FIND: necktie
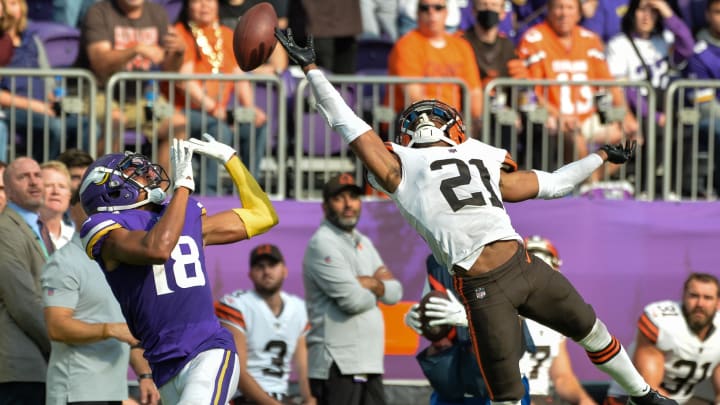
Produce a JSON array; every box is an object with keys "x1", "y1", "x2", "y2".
[{"x1": 37, "y1": 219, "x2": 55, "y2": 256}]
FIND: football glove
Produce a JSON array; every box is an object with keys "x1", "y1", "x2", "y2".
[
  {"x1": 170, "y1": 138, "x2": 195, "y2": 192},
  {"x1": 274, "y1": 27, "x2": 316, "y2": 68},
  {"x1": 186, "y1": 133, "x2": 236, "y2": 163},
  {"x1": 403, "y1": 303, "x2": 423, "y2": 335},
  {"x1": 425, "y1": 290, "x2": 468, "y2": 327},
  {"x1": 600, "y1": 139, "x2": 637, "y2": 164}
]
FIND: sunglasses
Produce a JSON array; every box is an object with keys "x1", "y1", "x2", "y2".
[{"x1": 419, "y1": 3, "x2": 446, "y2": 12}]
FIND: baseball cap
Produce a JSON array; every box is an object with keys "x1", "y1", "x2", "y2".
[
  {"x1": 322, "y1": 173, "x2": 363, "y2": 201},
  {"x1": 249, "y1": 244, "x2": 284, "y2": 267}
]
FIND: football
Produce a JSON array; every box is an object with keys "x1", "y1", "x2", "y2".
[
  {"x1": 419, "y1": 290, "x2": 453, "y2": 341},
  {"x1": 232, "y1": 2, "x2": 278, "y2": 71}
]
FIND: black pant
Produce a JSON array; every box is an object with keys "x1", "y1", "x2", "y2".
[
  {"x1": 0, "y1": 382, "x2": 45, "y2": 405},
  {"x1": 310, "y1": 362, "x2": 386, "y2": 405},
  {"x1": 453, "y1": 243, "x2": 596, "y2": 401}
]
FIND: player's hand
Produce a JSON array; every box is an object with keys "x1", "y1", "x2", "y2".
[
  {"x1": 186, "y1": 133, "x2": 236, "y2": 163},
  {"x1": 403, "y1": 303, "x2": 423, "y2": 335},
  {"x1": 599, "y1": 139, "x2": 637, "y2": 164},
  {"x1": 106, "y1": 323, "x2": 139, "y2": 346},
  {"x1": 274, "y1": 28, "x2": 315, "y2": 68},
  {"x1": 138, "y1": 377, "x2": 160, "y2": 405},
  {"x1": 425, "y1": 290, "x2": 468, "y2": 327},
  {"x1": 170, "y1": 138, "x2": 195, "y2": 192}
]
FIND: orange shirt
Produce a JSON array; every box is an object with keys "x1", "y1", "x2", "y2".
[
  {"x1": 517, "y1": 22, "x2": 613, "y2": 121},
  {"x1": 172, "y1": 22, "x2": 237, "y2": 109},
  {"x1": 388, "y1": 30, "x2": 481, "y2": 113}
]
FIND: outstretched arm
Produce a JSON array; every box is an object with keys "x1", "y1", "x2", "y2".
[
  {"x1": 275, "y1": 28, "x2": 403, "y2": 193},
  {"x1": 188, "y1": 134, "x2": 278, "y2": 245},
  {"x1": 500, "y1": 142, "x2": 636, "y2": 202}
]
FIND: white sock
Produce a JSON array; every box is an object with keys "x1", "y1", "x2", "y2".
[{"x1": 577, "y1": 319, "x2": 650, "y2": 397}]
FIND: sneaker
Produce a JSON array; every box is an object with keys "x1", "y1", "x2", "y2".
[{"x1": 628, "y1": 389, "x2": 678, "y2": 405}]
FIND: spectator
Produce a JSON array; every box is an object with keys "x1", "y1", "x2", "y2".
[
  {"x1": 685, "y1": 0, "x2": 720, "y2": 194},
  {"x1": 398, "y1": 0, "x2": 464, "y2": 36},
  {"x1": 77, "y1": 0, "x2": 187, "y2": 172},
  {"x1": 302, "y1": 0, "x2": 362, "y2": 73},
  {"x1": 272, "y1": 29, "x2": 670, "y2": 405},
  {"x1": 0, "y1": 160, "x2": 6, "y2": 211},
  {"x1": 360, "y1": 0, "x2": 399, "y2": 40},
  {"x1": 218, "y1": 0, "x2": 289, "y2": 75},
  {"x1": 302, "y1": 173, "x2": 403, "y2": 405},
  {"x1": 215, "y1": 244, "x2": 316, "y2": 405},
  {"x1": 405, "y1": 254, "x2": 533, "y2": 405},
  {"x1": 0, "y1": 0, "x2": 13, "y2": 65},
  {"x1": 388, "y1": 0, "x2": 483, "y2": 130},
  {"x1": 39, "y1": 161, "x2": 73, "y2": 250},
  {"x1": 517, "y1": 0, "x2": 638, "y2": 169},
  {"x1": 0, "y1": 156, "x2": 51, "y2": 404},
  {"x1": 79, "y1": 135, "x2": 278, "y2": 403},
  {"x1": 56, "y1": 148, "x2": 94, "y2": 193},
  {"x1": 580, "y1": 0, "x2": 628, "y2": 43},
  {"x1": 606, "y1": 0, "x2": 694, "y2": 129},
  {"x1": 604, "y1": 273, "x2": 720, "y2": 405},
  {"x1": 53, "y1": 0, "x2": 98, "y2": 27},
  {"x1": 173, "y1": 0, "x2": 269, "y2": 191},
  {"x1": 41, "y1": 188, "x2": 160, "y2": 405},
  {"x1": 0, "y1": 0, "x2": 96, "y2": 163},
  {"x1": 521, "y1": 236, "x2": 597, "y2": 405}
]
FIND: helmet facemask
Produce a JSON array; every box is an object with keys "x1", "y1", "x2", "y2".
[{"x1": 396, "y1": 100, "x2": 467, "y2": 147}]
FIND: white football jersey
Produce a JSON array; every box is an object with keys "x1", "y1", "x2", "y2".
[
  {"x1": 217, "y1": 290, "x2": 309, "y2": 396},
  {"x1": 607, "y1": 300, "x2": 720, "y2": 404},
  {"x1": 369, "y1": 139, "x2": 522, "y2": 273},
  {"x1": 519, "y1": 319, "x2": 565, "y2": 396}
]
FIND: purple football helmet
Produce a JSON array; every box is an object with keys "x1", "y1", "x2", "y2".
[{"x1": 79, "y1": 152, "x2": 170, "y2": 213}]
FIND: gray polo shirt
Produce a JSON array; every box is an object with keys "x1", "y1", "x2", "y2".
[
  {"x1": 302, "y1": 220, "x2": 402, "y2": 379},
  {"x1": 41, "y1": 234, "x2": 130, "y2": 404}
]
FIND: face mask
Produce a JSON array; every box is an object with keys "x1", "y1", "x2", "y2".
[{"x1": 476, "y1": 9, "x2": 500, "y2": 30}]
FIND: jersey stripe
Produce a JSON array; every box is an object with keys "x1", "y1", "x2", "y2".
[
  {"x1": 502, "y1": 153, "x2": 518, "y2": 172},
  {"x1": 83, "y1": 220, "x2": 122, "y2": 259},
  {"x1": 214, "y1": 301, "x2": 246, "y2": 329},
  {"x1": 587, "y1": 336, "x2": 621, "y2": 364},
  {"x1": 637, "y1": 313, "x2": 659, "y2": 344},
  {"x1": 212, "y1": 349, "x2": 233, "y2": 405}
]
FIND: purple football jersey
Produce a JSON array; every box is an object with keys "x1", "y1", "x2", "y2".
[{"x1": 80, "y1": 198, "x2": 234, "y2": 387}]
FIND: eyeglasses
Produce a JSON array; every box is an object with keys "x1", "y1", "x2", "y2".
[{"x1": 418, "y1": 3, "x2": 446, "y2": 12}]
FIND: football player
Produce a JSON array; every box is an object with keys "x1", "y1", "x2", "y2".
[
  {"x1": 78, "y1": 135, "x2": 278, "y2": 404},
  {"x1": 604, "y1": 273, "x2": 720, "y2": 405},
  {"x1": 274, "y1": 26, "x2": 675, "y2": 405},
  {"x1": 521, "y1": 236, "x2": 597, "y2": 405},
  {"x1": 215, "y1": 244, "x2": 315, "y2": 405}
]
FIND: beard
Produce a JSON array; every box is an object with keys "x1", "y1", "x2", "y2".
[
  {"x1": 255, "y1": 281, "x2": 283, "y2": 297},
  {"x1": 327, "y1": 211, "x2": 359, "y2": 232},
  {"x1": 682, "y1": 304, "x2": 716, "y2": 333}
]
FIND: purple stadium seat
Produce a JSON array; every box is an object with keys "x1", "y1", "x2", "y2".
[
  {"x1": 356, "y1": 38, "x2": 395, "y2": 72},
  {"x1": 27, "y1": 21, "x2": 81, "y2": 68},
  {"x1": 151, "y1": 0, "x2": 182, "y2": 22}
]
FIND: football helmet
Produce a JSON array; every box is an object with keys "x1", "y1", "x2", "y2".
[
  {"x1": 525, "y1": 235, "x2": 562, "y2": 270},
  {"x1": 79, "y1": 152, "x2": 170, "y2": 213},
  {"x1": 396, "y1": 100, "x2": 467, "y2": 147}
]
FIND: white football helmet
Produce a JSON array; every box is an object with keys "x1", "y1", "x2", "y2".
[{"x1": 396, "y1": 100, "x2": 467, "y2": 147}]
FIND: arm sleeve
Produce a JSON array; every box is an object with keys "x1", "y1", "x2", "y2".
[
  {"x1": 226, "y1": 156, "x2": 279, "y2": 238},
  {"x1": 664, "y1": 15, "x2": 695, "y2": 62}
]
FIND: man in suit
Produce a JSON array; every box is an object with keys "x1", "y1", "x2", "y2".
[{"x1": 0, "y1": 156, "x2": 52, "y2": 404}]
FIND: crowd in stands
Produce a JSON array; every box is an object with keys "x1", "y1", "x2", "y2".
[{"x1": 0, "y1": 0, "x2": 718, "y2": 198}]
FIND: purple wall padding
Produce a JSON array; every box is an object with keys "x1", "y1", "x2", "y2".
[{"x1": 199, "y1": 197, "x2": 720, "y2": 381}]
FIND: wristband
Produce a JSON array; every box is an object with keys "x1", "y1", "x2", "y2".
[{"x1": 137, "y1": 373, "x2": 153, "y2": 382}]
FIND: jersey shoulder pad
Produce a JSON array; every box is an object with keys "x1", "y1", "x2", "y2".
[{"x1": 502, "y1": 152, "x2": 518, "y2": 172}]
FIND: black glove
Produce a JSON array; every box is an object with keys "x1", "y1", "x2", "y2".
[
  {"x1": 274, "y1": 28, "x2": 316, "y2": 68},
  {"x1": 600, "y1": 140, "x2": 637, "y2": 164}
]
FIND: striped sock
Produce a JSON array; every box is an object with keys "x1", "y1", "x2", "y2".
[{"x1": 578, "y1": 319, "x2": 649, "y2": 397}]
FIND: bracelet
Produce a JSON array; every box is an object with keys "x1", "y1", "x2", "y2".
[{"x1": 137, "y1": 373, "x2": 153, "y2": 382}]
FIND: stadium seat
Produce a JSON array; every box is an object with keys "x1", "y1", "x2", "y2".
[
  {"x1": 26, "y1": 21, "x2": 81, "y2": 68},
  {"x1": 356, "y1": 37, "x2": 395, "y2": 72},
  {"x1": 151, "y1": 0, "x2": 182, "y2": 23}
]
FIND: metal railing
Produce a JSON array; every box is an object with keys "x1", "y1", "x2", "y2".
[{"x1": 483, "y1": 78, "x2": 658, "y2": 199}]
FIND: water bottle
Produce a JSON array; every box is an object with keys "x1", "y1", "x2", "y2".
[
  {"x1": 144, "y1": 80, "x2": 157, "y2": 121},
  {"x1": 52, "y1": 76, "x2": 64, "y2": 116}
]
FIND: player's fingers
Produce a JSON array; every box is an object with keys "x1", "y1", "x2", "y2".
[
  {"x1": 201, "y1": 132, "x2": 217, "y2": 143},
  {"x1": 424, "y1": 310, "x2": 447, "y2": 318},
  {"x1": 427, "y1": 297, "x2": 450, "y2": 305},
  {"x1": 286, "y1": 27, "x2": 294, "y2": 43},
  {"x1": 307, "y1": 34, "x2": 314, "y2": 50},
  {"x1": 427, "y1": 318, "x2": 450, "y2": 326}
]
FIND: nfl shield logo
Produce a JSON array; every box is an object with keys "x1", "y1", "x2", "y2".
[{"x1": 475, "y1": 287, "x2": 486, "y2": 300}]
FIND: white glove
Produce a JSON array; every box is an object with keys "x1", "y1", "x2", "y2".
[
  {"x1": 171, "y1": 138, "x2": 195, "y2": 192},
  {"x1": 186, "y1": 133, "x2": 236, "y2": 163},
  {"x1": 425, "y1": 290, "x2": 468, "y2": 327},
  {"x1": 403, "y1": 303, "x2": 423, "y2": 335}
]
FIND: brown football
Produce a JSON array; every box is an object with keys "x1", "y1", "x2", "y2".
[
  {"x1": 232, "y1": 2, "x2": 278, "y2": 71},
  {"x1": 419, "y1": 290, "x2": 453, "y2": 341}
]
